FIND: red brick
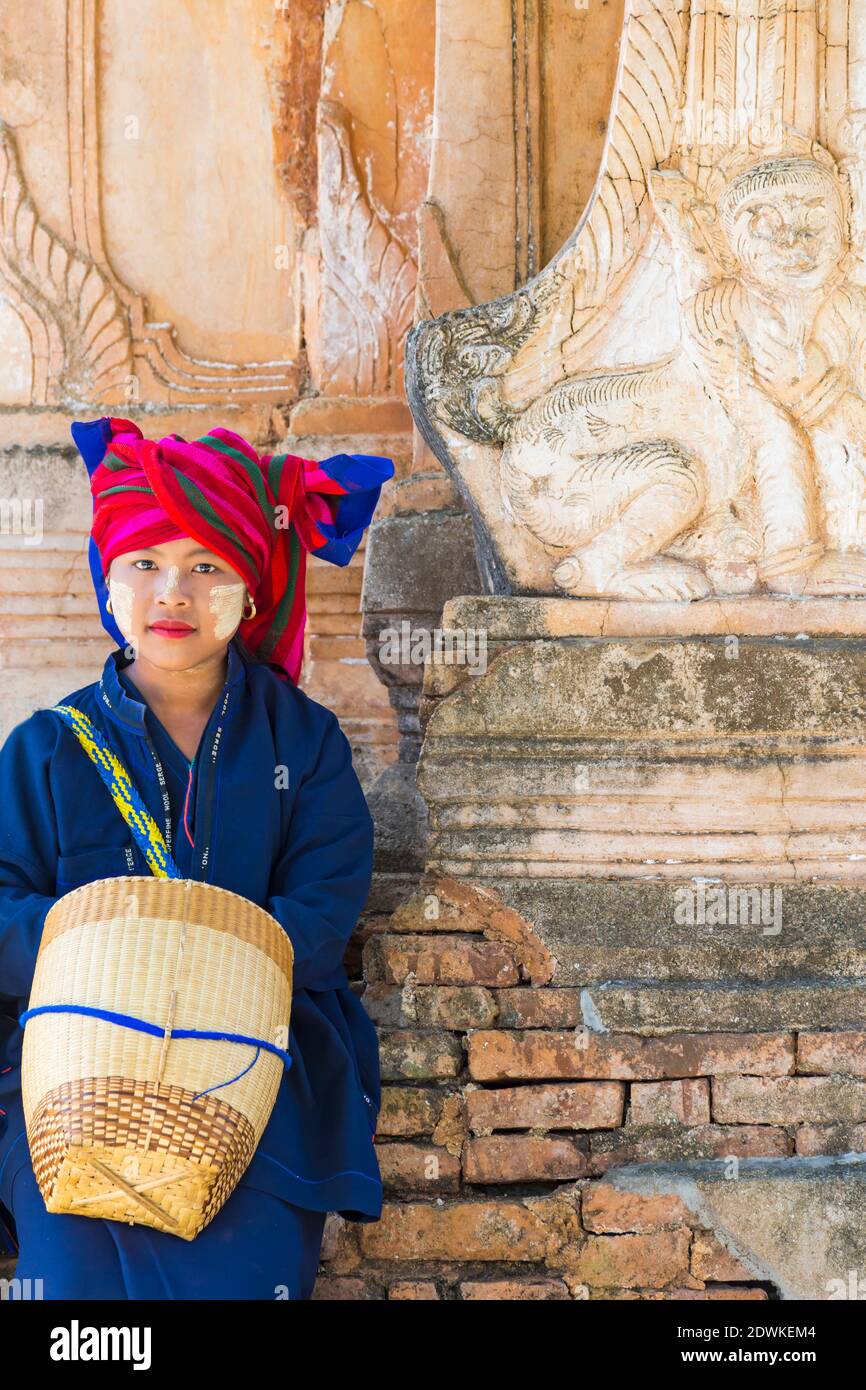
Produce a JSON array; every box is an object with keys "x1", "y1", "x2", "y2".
[
  {"x1": 571, "y1": 1230, "x2": 691, "y2": 1289},
  {"x1": 390, "y1": 892, "x2": 480, "y2": 933},
  {"x1": 366, "y1": 984, "x2": 499, "y2": 1029},
  {"x1": 580, "y1": 1285, "x2": 765, "y2": 1300},
  {"x1": 377, "y1": 1142, "x2": 461, "y2": 1194},
  {"x1": 795, "y1": 1122, "x2": 866, "y2": 1155},
  {"x1": 365, "y1": 934, "x2": 520, "y2": 986},
  {"x1": 691, "y1": 1233, "x2": 753, "y2": 1282},
  {"x1": 311, "y1": 1278, "x2": 382, "y2": 1300},
  {"x1": 797, "y1": 1031, "x2": 866, "y2": 1075},
  {"x1": 359, "y1": 1202, "x2": 550, "y2": 1261},
  {"x1": 494, "y1": 989, "x2": 583, "y2": 1028},
  {"x1": 582, "y1": 1184, "x2": 691, "y2": 1233},
  {"x1": 465, "y1": 1081, "x2": 625, "y2": 1133},
  {"x1": 463, "y1": 1135, "x2": 589, "y2": 1183},
  {"x1": 590, "y1": 1124, "x2": 789, "y2": 1173},
  {"x1": 630, "y1": 1079, "x2": 711, "y2": 1126},
  {"x1": 361, "y1": 982, "x2": 410, "y2": 1027},
  {"x1": 666, "y1": 1287, "x2": 768, "y2": 1300},
  {"x1": 377, "y1": 1085, "x2": 446, "y2": 1136},
  {"x1": 320, "y1": 1212, "x2": 349, "y2": 1262},
  {"x1": 389, "y1": 878, "x2": 555, "y2": 983},
  {"x1": 378, "y1": 1030, "x2": 464, "y2": 1081},
  {"x1": 415, "y1": 986, "x2": 499, "y2": 1028},
  {"x1": 388, "y1": 1282, "x2": 441, "y2": 1300},
  {"x1": 460, "y1": 1280, "x2": 571, "y2": 1300},
  {"x1": 465, "y1": 1031, "x2": 794, "y2": 1082}
]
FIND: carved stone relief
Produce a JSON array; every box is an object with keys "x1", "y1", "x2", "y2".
[
  {"x1": 313, "y1": 98, "x2": 417, "y2": 398},
  {"x1": 306, "y1": 0, "x2": 433, "y2": 403},
  {"x1": 407, "y1": 0, "x2": 866, "y2": 599},
  {"x1": 0, "y1": 0, "x2": 302, "y2": 414},
  {"x1": 0, "y1": 120, "x2": 132, "y2": 406}
]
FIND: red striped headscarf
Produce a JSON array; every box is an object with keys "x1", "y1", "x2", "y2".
[{"x1": 71, "y1": 417, "x2": 394, "y2": 684}]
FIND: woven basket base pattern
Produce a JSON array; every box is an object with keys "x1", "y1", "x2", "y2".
[{"x1": 29, "y1": 1074, "x2": 257, "y2": 1240}]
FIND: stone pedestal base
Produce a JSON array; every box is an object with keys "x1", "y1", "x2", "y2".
[{"x1": 345, "y1": 598, "x2": 866, "y2": 1300}]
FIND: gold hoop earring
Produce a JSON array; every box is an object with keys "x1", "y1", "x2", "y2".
[
  {"x1": 106, "y1": 596, "x2": 113, "y2": 615},
  {"x1": 243, "y1": 597, "x2": 257, "y2": 621}
]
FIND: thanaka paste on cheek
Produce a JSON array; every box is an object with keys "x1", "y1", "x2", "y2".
[
  {"x1": 108, "y1": 577, "x2": 135, "y2": 637},
  {"x1": 208, "y1": 583, "x2": 245, "y2": 640}
]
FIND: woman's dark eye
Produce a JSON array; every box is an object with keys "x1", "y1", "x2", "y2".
[
  {"x1": 194, "y1": 563, "x2": 217, "y2": 574},
  {"x1": 133, "y1": 559, "x2": 156, "y2": 570}
]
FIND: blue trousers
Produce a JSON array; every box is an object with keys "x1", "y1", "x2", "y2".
[{"x1": 2, "y1": 1138, "x2": 327, "y2": 1300}]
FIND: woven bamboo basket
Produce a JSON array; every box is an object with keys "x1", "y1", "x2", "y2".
[{"x1": 20, "y1": 875, "x2": 293, "y2": 1241}]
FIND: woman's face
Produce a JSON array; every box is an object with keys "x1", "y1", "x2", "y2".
[{"x1": 107, "y1": 536, "x2": 248, "y2": 671}]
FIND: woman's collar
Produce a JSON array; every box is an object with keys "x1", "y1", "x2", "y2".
[{"x1": 98, "y1": 639, "x2": 246, "y2": 734}]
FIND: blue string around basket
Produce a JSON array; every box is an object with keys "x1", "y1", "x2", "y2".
[
  {"x1": 18, "y1": 1004, "x2": 292, "y2": 1072},
  {"x1": 191, "y1": 1047, "x2": 263, "y2": 1103}
]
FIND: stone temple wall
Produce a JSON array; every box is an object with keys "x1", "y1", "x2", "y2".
[
  {"x1": 8, "y1": 0, "x2": 865, "y2": 1303},
  {"x1": 350, "y1": 0, "x2": 866, "y2": 1303}
]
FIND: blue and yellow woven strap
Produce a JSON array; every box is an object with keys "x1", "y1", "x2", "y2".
[{"x1": 52, "y1": 704, "x2": 181, "y2": 880}]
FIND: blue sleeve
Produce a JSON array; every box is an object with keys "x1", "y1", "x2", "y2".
[
  {"x1": 267, "y1": 711, "x2": 374, "y2": 992},
  {"x1": 0, "y1": 715, "x2": 63, "y2": 1001}
]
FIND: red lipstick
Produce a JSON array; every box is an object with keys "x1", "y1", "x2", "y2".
[{"x1": 149, "y1": 620, "x2": 197, "y2": 640}]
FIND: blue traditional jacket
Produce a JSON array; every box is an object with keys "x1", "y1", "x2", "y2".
[{"x1": 0, "y1": 640, "x2": 383, "y2": 1251}]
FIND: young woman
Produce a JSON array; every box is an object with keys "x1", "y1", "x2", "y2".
[{"x1": 0, "y1": 417, "x2": 393, "y2": 1299}]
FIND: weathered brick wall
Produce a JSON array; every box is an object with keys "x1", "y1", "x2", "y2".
[{"x1": 322, "y1": 877, "x2": 866, "y2": 1299}]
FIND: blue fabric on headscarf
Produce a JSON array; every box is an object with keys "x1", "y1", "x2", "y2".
[{"x1": 69, "y1": 418, "x2": 126, "y2": 649}]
